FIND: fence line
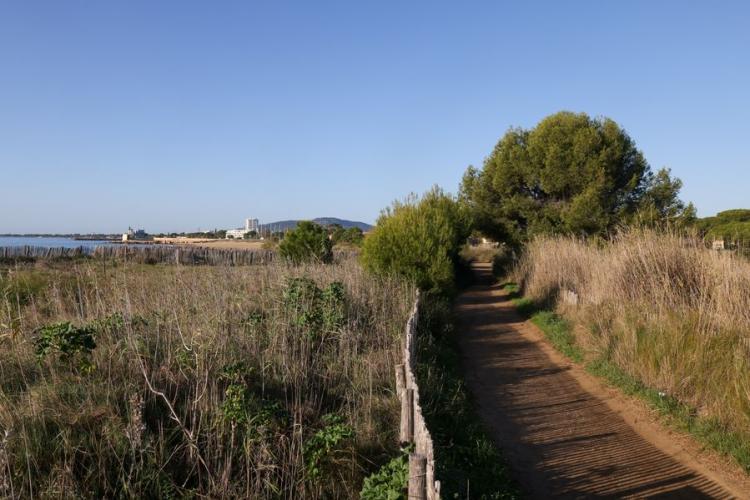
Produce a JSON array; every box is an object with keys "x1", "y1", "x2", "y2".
[
  {"x1": 0, "y1": 245, "x2": 277, "y2": 265},
  {"x1": 396, "y1": 293, "x2": 440, "y2": 500},
  {"x1": 0, "y1": 245, "x2": 357, "y2": 266}
]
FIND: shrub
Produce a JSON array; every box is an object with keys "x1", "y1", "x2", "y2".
[
  {"x1": 331, "y1": 225, "x2": 365, "y2": 247},
  {"x1": 361, "y1": 186, "x2": 469, "y2": 294},
  {"x1": 303, "y1": 413, "x2": 354, "y2": 481},
  {"x1": 360, "y1": 449, "x2": 409, "y2": 500},
  {"x1": 34, "y1": 321, "x2": 96, "y2": 360},
  {"x1": 279, "y1": 221, "x2": 333, "y2": 264},
  {"x1": 34, "y1": 321, "x2": 97, "y2": 373},
  {"x1": 282, "y1": 277, "x2": 347, "y2": 339}
]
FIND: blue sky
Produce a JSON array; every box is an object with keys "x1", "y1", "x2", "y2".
[{"x1": 1, "y1": 1, "x2": 748, "y2": 233}]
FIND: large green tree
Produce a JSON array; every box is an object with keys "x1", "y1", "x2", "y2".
[
  {"x1": 460, "y1": 111, "x2": 691, "y2": 245},
  {"x1": 632, "y1": 167, "x2": 696, "y2": 228}
]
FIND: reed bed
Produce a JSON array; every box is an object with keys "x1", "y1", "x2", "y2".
[
  {"x1": 0, "y1": 244, "x2": 279, "y2": 266},
  {"x1": 0, "y1": 257, "x2": 414, "y2": 498},
  {"x1": 513, "y1": 230, "x2": 750, "y2": 438}
]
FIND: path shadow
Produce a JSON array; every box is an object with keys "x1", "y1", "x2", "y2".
[{"x1": 455, "y1": 264, "x2": 731, "y2": 499}]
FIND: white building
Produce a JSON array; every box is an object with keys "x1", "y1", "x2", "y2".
[
  {"x1": 122, "y1": 227, "x2": 152, "y2": 242},
  {"x1": 245, "y1": 218, "x2": 259, "y2": 232},
  {"x1": 226, "y1": 218, "x2": 260, "y2": 239}
]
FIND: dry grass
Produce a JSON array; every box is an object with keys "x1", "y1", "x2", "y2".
[
  {"x1": 513, "y1": 230, "x2": 750, "y2": 438},
  {"x1": 153, "y1": 238, "x2": 266, "y2": 250},
  {"x1": 0, "y1": 258, "x2": 414, "y2": 498},
  {"x1": 459, "y1": 244, "x2": 499, "y2": 264}
]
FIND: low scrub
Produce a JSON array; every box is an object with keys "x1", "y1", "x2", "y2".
[
  {"x1": 512, "y1": 230, "x2": 750, "y2": 456},
  {"x1": 361, "y1": 187, "x2": 469, "y2": 295},
  {"x1": 0, "y1": 258, "x2": 414, "y2": 498},
  {"x1": 279, "y1": 220, "x2": 333, "y2": 264}
]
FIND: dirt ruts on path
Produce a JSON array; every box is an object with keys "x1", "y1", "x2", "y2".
[{"x1": 456, "y1": 263, "x2": 749, "y2": 499}]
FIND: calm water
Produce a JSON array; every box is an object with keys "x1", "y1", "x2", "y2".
[{"x1": 0, "y1": 236, "x2": 118, "y2": 249}]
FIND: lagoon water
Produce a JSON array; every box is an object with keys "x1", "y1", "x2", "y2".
[{"x1": 0, "y1": 236, "x2": 117, "y2": 249}]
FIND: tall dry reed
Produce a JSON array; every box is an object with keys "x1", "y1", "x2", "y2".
[
  {"x1": 0, "y1": 257, "x2": 414, "y2": 498},
  {"x1": 514, "y1": 230, "x2": 750, "y2": 434}
]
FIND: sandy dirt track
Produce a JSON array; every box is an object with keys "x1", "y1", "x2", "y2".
[{"x1": 456, "y1": 263, "x2": 749, "y2": 499}]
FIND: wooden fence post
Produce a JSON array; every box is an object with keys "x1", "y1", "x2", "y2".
[
  {"x1": 408, "y1": 453, "x2": 427, "y2": 500},
  {"x1": 395, "y1": 364, "x2": 405, "y2": 397},
  {"x1": 400, "y1": 388, "x2": 414, "y2": 443}
]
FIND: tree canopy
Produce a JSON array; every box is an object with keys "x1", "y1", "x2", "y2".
[
  {"x1": 695, "y1": 209, "x2": 750, "y2": 246},
  {"x1": 328, "y1": 225, "x2": 364, "y2": 247},
  {"x1": 632, "y1": 167, "x2": 696, "y2": 228},
  {"x1": 460, "y1": 111, "x2": 692, "y2": 245}
]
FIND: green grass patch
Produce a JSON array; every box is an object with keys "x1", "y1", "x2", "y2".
[
  {"x1": 528, "y1": 311, "x2": 583, "y2": 363},
  {"x1": 508, "y1": 291, "x2": 750, "y2": 474},
  {"x1": 503, "y1": 284, "x2": 582, "y2": 363}
]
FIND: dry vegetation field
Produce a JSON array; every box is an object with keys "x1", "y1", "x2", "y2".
[
  {"x1": 513, "y1": 230, "x2": 750, "y2": 448},
  {"x1": 0, "y1": 257, "x2": 414, "y2": 498},
  {"x1": 152, "y1": 238, "x2": 268, "y2": 250}
]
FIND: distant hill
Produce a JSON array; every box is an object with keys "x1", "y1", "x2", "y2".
[{"x1": 264, "y1": 218, "x2": 373, "y2": 232}]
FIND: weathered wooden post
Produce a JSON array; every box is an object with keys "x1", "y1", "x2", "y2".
[
  {"x1": 400, "y1": 388, "x2": 414, "y2": 443},
  {"x1": 395, "y1": 364, "x2": 405, "y2": 397},
  {"x1": 408, "y1": 453, "x2": 427, "y2": 500}
]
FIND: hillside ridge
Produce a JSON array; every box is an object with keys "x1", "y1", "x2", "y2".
[{"x1": 265, "y1": 217, "x2": 372, "y2": 231}]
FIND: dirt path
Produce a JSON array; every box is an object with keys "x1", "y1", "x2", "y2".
[{"x1": 456, "y1": 263, "x2": 749, "y2": 499}]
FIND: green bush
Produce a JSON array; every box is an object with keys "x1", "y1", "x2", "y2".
[
  {"x1": 279, "y1": 221, "x2": 333, "y2": 264},
  {"x1": 34, "y1": 322, "x2": 96, "y2": 360},
  {"x1": 360, "y1": 449, "x2": 409, "y2": 500},
  {"x1": 34, "y1": 321, "x2": 97, "y2": 373},
  {"x1": 330, "y1": 225, "x2": 365, "y2": 246},
  {"x1": 303, "y1": 413, "x2": 354, "y2": 481},
  {"x1": 282, "y1": 277, "x2": 347, "y2": 339},
  {"x1": 361, "y1": 187, "x2": 469, "y2": 295}
]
